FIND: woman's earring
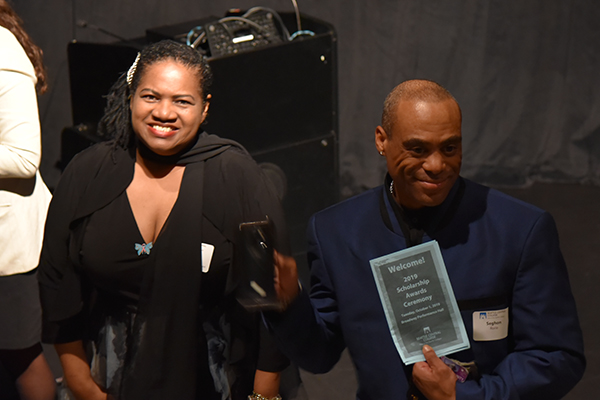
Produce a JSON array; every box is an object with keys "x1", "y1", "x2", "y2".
[{"x1": 379, "y1": 151, "x2": 384, "y2": 156}]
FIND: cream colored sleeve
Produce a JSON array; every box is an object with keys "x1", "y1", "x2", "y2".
[{"x1": 0, "y1": 29, "x2": 41, "y2": 178}]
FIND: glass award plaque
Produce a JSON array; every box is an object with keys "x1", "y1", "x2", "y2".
[{"x1": 370, "y1": 240, "x2": 469, "y2": 364}]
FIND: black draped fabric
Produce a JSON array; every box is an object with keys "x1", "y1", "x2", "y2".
[
  {"x1": 38, "y1": 132, "x2": 290, "y2": 399},
  {"x1": 321, "y1": 0, "x2": 600, "y2": 193}
]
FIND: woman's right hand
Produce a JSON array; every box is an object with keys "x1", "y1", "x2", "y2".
[{"x1": 54, "y1": 341, "x2": 108, "y2": 400}]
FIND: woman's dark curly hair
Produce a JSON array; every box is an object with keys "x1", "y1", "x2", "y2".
[
  {"x1": 0, "y1": 0, "x2": 48, "y2": 93},
  {"x1": 97, "y1": 40, "x2": 213, "y2": 150}
]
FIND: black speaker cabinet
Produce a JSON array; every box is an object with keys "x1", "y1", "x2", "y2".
[
  {"x1": 203, "y1": 15, "x2": 338, "y2": 265},
  {"x1": 63, "y1": 13, "x2": 338, "y2": 272},
  {"x1": 67, "y1": 40, "x2": 143, "y2": 127}
]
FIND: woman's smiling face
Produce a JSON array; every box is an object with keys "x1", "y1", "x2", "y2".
[{"x1": 130, "y1": 60, "x2": 209, "y2": 156}]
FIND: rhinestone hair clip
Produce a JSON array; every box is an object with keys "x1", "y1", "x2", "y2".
[{"x1": 126, "y1": 53, "x2": 141, "y2": 86}]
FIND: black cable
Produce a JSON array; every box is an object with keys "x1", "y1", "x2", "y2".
[
  {"x1": 71, "y1": 0, "x2": 76, "y2": 40},
  {"x1": 291, "y1": 0, "x2": 301, "y2": 31}
]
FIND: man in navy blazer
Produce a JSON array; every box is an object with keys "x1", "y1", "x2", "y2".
[{"x1": 268, "y1": 79, "x2": 585, "y2": 399}]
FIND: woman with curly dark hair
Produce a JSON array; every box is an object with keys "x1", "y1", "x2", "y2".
[
  {"x1": 0, "y1": 1, "x2": 54, "y2": 399},
  {"x1": 39, "y1": 39, "x2": 291, "y2": 400}
]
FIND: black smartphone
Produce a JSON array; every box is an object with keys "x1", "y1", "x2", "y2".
[{"x1": 236, "y1": 218, "x2": 281, "y2": 311}]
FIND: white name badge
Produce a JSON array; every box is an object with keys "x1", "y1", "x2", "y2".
[
  {"x1": 472, "y1": 308, "x2": 509, "y2": 341},
  {"x1": 201, "y1": 243, "x2": 215, "y2": 273}
]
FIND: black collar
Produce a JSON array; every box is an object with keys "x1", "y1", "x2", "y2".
[
  {"x1": 381, "y1": 174, "x2": 464, "y2": 247},
  {"x1": 71, "y1": 131, "x2": 245, "y2": 223}
]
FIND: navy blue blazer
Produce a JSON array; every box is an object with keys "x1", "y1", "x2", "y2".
[{"x1": 269, "y1": 177, "x2": 585, "y2": 400}]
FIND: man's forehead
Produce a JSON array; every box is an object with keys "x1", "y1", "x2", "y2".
[
  {"x1": 393, "y1": 98, "x2": 460, "y2": 128},
  {"x1": 396, "y1": 98, "x2": 458, "y2": 115},
  {"x1": 401, "y1": 134, "x2": 462, "y2": 145}
]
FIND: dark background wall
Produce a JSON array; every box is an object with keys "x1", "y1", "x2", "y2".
[
  {"x1": 7, "y1": 0, "x2": 599, "y2": 397},
  {"x1": 12, "y1": 0, "x2": 600, "y2": 194}
]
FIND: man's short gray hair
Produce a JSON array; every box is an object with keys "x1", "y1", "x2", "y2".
[{"x1": 381, "y1": 79, "x2": 460, "y2": 135}]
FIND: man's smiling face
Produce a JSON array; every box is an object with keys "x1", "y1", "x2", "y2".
[{"x1": 376, "y1": 98, "x2": 462, "y2": 209}]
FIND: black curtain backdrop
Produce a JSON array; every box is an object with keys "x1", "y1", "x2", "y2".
[
  {"x1": 12, "y1": 0, "x2": 600, "y2": 194},
  {"x1": 6, "y1": 1, "x2": 598, "y2": 398}
]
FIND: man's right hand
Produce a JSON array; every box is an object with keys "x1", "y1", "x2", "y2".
[{"x1": 273, "y1": 250, "x2": 300, "y2": 310}]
